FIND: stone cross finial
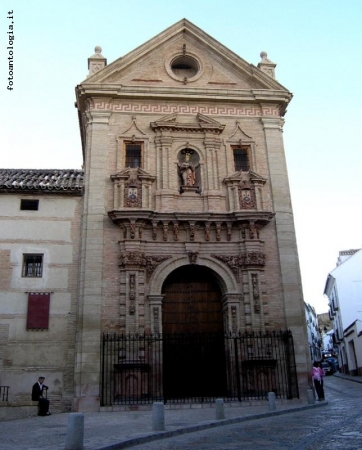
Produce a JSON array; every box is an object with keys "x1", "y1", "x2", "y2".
[
  {"x1": 257, "y1": 51, "x2": 276, "y2": 79},
  {"x1": 87, "y1": 46, "x2": 107, "y2": 78}
]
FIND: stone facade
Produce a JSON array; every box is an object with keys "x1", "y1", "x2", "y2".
[
  {"x1": 74, "y1": 19, "x2": 309, "y2": 410},
  {"x1": 0, "y1": 19, "x2": 309, "y2": 413}
]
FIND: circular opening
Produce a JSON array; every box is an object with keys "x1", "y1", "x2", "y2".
[{"x1": 171, "y1": 55, "x2": 199, "y2": 79}]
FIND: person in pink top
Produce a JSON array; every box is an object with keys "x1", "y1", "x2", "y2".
[{"x1": 311, "y1": 361, "x2": 325, "y2": 401}]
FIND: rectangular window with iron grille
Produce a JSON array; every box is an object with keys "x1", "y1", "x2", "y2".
[
  {"x1": 125, "y1": 142, "x2": 142, "y2": 168},
  {"x1": 22, "y1": 254, "x2": 43, "y2": 277},
  {"x1": 232, "y1": 146, "x2": 250, "y2": 172}
]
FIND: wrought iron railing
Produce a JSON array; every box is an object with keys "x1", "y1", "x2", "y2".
[
  {"x1": 100, "y1": 331, "x2": 298, "y2": 406},
  {"x1": 0, "y1": 386, "x2": 10, "y2": 402}
]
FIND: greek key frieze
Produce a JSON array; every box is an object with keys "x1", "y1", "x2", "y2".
[{"x1": 92, "y1": 102, "x2": 279, "y2": 117}]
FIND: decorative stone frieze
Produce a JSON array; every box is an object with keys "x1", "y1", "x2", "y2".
[
  {"x1": 109, "y1": 210, "x2": 273, "y2": 243},
  {"x1": 148, "y1": 295, "x2": 164, "y2": 335},
  {"x1": 119, "y1": 252, "x2": 172, "y2": 281},
  {"x1": 212, "y1": 252, "x2": 266, "y2": 281},
  {"x1": 129, "y1": 274, "x2": 136, "y2": 315},
  {"x1": 252, "y1": 273, "x2": 260, "y2": 314},
  {"x1": 231, "y1": 306, "x2": 237, "y2": 333},
  {"x1": 153, "y1": 307, "x2": 160, "y2": 334}
]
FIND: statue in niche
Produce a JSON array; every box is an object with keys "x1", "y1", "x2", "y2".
[{"x1": 178, "y1": 149, "x2": 199, "y2": 188}]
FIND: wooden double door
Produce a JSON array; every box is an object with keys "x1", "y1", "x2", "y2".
[{"x1": 161, "y1": 265, "x2": 227, "y2": 399}]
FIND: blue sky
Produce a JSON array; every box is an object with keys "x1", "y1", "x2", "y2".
[{"x1": 2, "y1": 0, "x2": 361, "y2": 314}]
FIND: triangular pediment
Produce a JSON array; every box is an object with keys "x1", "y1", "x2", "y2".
[
  {"x1": 82, "y1": 19, "x2": 289, "y2": 92},
  {"x1": 119, "y1": 117, "x2": 147, "y2": 136},
  {"x1": 150, "y1": 113, "x2": 225, "y2": 134},
  {"x1": 111, "y1": 167, "x2": 155, "y2": 181},
  {"x1": 229, "y1": 122, "x2": 253, "y2": 141},
  {"x1": 225, "y1": 170, "x2": 267, "y2": 184}
]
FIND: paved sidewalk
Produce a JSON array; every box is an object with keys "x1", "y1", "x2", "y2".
[
  {"x1": 333, "y1": 371, "x2": 362, "y2": 383},
  {"x1": 0, "y1": 398, "x2": 328, "y2": 450}
]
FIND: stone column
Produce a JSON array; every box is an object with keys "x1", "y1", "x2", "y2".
[
  {"x1": 74, "y1": 110, "x2": 111, "y2": 412},
  {"x1": 261, "y1": 116, "x2": 309, "y2": 398}
]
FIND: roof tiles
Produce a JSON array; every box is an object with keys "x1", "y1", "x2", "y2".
[{"x1": 0, "y1": 169, "x2": 84, "y2": 194}]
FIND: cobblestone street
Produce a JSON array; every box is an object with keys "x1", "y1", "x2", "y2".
[
  {"x1": 130, "y1": 376, "x2": 362, "y2": 450},
  {"x1": 0, "y1": 374, "x2": 360, "y2": 450}
]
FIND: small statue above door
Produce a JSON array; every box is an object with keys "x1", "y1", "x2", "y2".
[{"x1": 178, "y1": 149, "x2": 200, "y2": 193}]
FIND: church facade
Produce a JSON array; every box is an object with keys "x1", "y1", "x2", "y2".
[{"x1": 0, "y1": 20, "x2": 309, "y2": 413}]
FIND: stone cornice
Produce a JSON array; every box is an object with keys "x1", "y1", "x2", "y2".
[
  {"x1": 76, "y1": 86, "x2": 291, "y2": 112},
  {"x1": 108, "y1": 210, "x2": 274, "y2": 225}
]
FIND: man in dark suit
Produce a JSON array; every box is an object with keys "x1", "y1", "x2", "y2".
[{"x1": 32, "y1": 376, "x2": 51, "y2": 416}]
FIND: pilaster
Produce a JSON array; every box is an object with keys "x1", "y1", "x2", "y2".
[
  {"x1": 74, "y1": 110, "x2": 111, "y2": 412},
  {"x1": 261, "y1": 116, "x2": 309, "y2": 393},
  {"x1": 148, "y1": 295, "x2": 164, "y2": 334}
]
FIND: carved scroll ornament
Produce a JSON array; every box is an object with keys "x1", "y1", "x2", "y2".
[
  {"x1": 119, "y1": 252, "x2": 172, "y2": 281},
  {"x1": 211, "y1": 252, "x2": 266, "y2": 281}
]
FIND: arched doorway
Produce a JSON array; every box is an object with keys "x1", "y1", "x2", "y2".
[{"x1": 161, "y1": 265, "x2": 227, "y2": 400}]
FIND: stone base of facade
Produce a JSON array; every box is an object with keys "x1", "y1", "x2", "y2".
[{"x1": 73, "y1": 396, "x2": 100, "y2": 412}]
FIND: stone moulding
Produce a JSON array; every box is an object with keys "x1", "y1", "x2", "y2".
[
  {"x1": 212, "y1": 252, "x2": 266, "y2": 281},
  {"x1": 109, "y1": 210, "x2": 274, "y2": 242},
  {"x1": 150, "y1": 112, "x2": 225, "y2": 135},
  {"x1": 119, "y1": 252, "x2": 172, "y2": 281}
]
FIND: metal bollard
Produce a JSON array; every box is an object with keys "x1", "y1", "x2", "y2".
[
  {"x1": 307, "y1": 388, "x2": 315, "y2": 404},
  {"x1": 152, "y1": 402, "x2": 165, "y2": 431},
  {"x1": 215, "y1": 398, "x2": 225, "y2": 420},
  {"x1": 65, "y1": 413, "x2": 84, "y2": 450},
  {"x1": 268, "y1": 392, "x2": 276, "y2": 411}
]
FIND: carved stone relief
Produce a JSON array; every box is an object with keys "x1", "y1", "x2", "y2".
[
  {"x1": 188, "y1": 252, "x2": 198, "y2": 264},
  {"x1": 129, "y1": 274, "x2": 136, "y2": 315},
  {"x1": 223, "y1": 169, "x2": 267, "y2": 212},
  {"x1": 239, "y1": 182, "x2": 256, "y2": 209},
  {"x1": 211, "y1": 252, "x2": 266, "y2": 281},
  {"x1": 163, "y1": 223, "x2": 168, "y2": 241},
  {"x1": 252, "y1": 273, "x2": 260, "y2": 314},
  {"x1": 153, "y1": 307, "x2": 160, "y2": 334},
  {"x1": 231, "y1": 306, "x2": 237, "y2": 333},
  {"x1": 119, "y1": 252, "x2": 172, "y2": 281},
  {"x1": 173, "y1": 222, "x2": 179, "y2": 241},
  {"x1": 124, "y1": 176, "x2": 142, "y2": 208},
  {"x1": 205, "y1": 224, "x2": 210, "y2": 241}
]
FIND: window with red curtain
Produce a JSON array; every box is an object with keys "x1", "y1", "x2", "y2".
[{"x1": 26, "y1": 293, "x2": 50, "y2": 330}]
